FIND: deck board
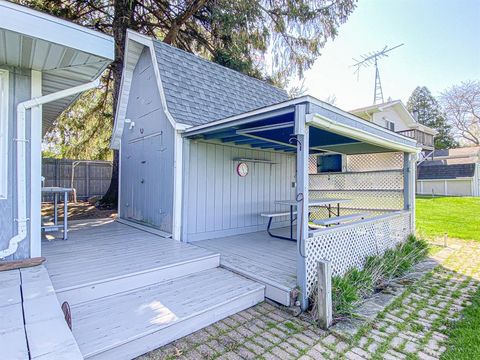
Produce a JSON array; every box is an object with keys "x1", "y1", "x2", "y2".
[
  {"x1": 194, "y1": 228, "x2": 297, "y2": 304},
  {"x1": 43, "y1": 219, "x2": 217, "y2": 292},
  {"x1": 71, "y1": 268, "x2": 264, "y2": 359}
]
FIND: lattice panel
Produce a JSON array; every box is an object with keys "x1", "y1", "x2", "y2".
[
  {"x1": 308, "y1": 155, "x2": 317, "y2": 174},
  {"x1": 309, "y1": 171, "x2": 403, "y2": 191},
  {"x1": 346, "y1": 152, "x2": 404, "y2": 172},
  {"x1": 304, "y1": 212, "x2": 411, "y2": 296},
  {"x1": 308, "y1": 207, "x2": 386, "y2": 221},
  {"x1": 309, "y1": 190, "x2": 404, "y2": 212}
]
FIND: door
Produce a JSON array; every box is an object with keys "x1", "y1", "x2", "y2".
[{"x1": 125, "y1": 132, "x2": 172, "y2": 233}]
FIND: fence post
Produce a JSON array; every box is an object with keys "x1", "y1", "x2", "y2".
[
  {"x1": 54, "y1": 158, "x2": 59, "y2": 187},
  {"x1": 317, "y1": 260, "x2": 332, "y2": 330},
  {"x1": 85, "y1": 162, "x2": 90, "y2": 199}
]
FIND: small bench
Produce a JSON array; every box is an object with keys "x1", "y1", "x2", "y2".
[
  {"x1": 261, "y1": 211, "x2": 297, "y2": 241},
  {"x1": 312, "y1": 213, "x2": 368, "y2": 227}
]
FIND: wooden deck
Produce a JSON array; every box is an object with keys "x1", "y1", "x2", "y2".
[
  {"x1": 43, "y1": 218, "x2": 219, "y2": 304},
  {"x1": 72, "y1": 268, "x2": 264, "y2": 359},
  {"x1": 194, "y1": 228, "x2": 297, "y2": 306},
  {"x1": 39, "y1": 218, "x2": 265, "y2": 359},
  {"x1": 0, "y1": 265, "x2": 83, "y2": 360}
]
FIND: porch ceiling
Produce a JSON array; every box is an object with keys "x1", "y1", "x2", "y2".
[
  {"x1": 183, "y1": 97, "x2": 417, "y2": 155},
  {"x1": 0, "y1": 1, "x2": 114, "y2": 135}
]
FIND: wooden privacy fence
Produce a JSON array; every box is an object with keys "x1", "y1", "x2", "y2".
[{"x1": 42, "y1": 158, "x2": 112, "y2": 201}]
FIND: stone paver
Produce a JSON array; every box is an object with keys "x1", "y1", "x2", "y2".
[{"x1": 138, "y1": 240, "x2": 480, "y2": 360}]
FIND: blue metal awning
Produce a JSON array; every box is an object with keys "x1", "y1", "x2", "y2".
[{"x1": 182, "y1": 96, "x2": 419, "y2": 155}]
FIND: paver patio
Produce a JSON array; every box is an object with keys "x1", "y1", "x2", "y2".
[{"x1": 139, "y1": 240, "x2": 480, "y2": 360}]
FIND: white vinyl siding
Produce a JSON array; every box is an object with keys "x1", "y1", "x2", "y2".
[{"x1": 0, "y1": 69, "x2": 8, "y2": 199}]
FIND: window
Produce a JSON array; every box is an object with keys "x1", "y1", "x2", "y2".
[
  {"x1": 386, "y1": 120, "x2": 395, "y2": 131},
  {"x1": 0, "y1": 70, "x2": 8, "y2": 199},
  {"x1": 316, "y1": 154, "x2": 342, "y2": 173}
]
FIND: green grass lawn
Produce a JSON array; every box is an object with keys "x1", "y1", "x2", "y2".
[
  {"x1": 442, "y1": 287, "x2": 480, "y2": 359},
  {"x1": 416, "y1": 196, "x2": 480, "y2": 359},
  {"x1": 416, "y1": 196, "x2": 480, "y2": 241}
]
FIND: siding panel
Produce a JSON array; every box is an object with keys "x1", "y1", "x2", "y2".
[
  {"x1": 120, "y1": 48, "x2": 174, "y2": 233},
  {"x1": 0, "y1": 66, "x2": 31, "y2": 260},
  {"x1": 186, "y1": 142, "x2": 295, "y2": 241}
]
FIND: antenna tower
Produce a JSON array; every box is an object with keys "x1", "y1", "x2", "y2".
[{"x1": 352, "y1": 43, "x2": 404, "y2": 104}]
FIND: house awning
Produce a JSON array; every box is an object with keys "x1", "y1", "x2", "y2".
[
  {"x1": 0, "y1": 1, "x2": 114, "y2": 134},
  {"x1": 182, "y1": 96, "x2": 419, "y2": 155}
]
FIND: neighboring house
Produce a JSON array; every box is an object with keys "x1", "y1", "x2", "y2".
[
  {"x1": 417, "y1": 147, "x2": 480, "y2": 196},
  {"x1": 351, "y1": 100, "x2": 438, "y2": 152}
]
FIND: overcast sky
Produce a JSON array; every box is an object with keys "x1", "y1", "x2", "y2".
[{"x1": 296, "y1": 0, "x2": 480, "y2": 110}]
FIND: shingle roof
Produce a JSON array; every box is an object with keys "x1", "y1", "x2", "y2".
[
  {"x1": 153, "y1": 40, "x2": 288, "y2": 126},
  {"x1": 432, "y1": 146, "x2": 480, "y2": 159},
  {"x1": 418, "y1": 163, "x2": 476, "y2": 180}
]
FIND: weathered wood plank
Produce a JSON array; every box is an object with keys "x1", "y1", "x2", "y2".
[
  {"x1": 0, "y1": 327, "x2": 28, "y2": 360},
  {"x1": 0, "y1": 266, "x2": 83, "y2": 360},
  {"x1": 316, "y1": 260, "x2": 332, "y2": 330},
  {"x1": 0, "y1": 257, "x2": 45, "y2": 271}
]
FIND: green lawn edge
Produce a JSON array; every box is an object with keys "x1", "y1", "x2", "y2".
[
  {"x1": 416, "y1": 196, "x2": 480, "y2": 241},
  {"x1": 441, "y1": 286, "x2": 480, "y2": 359}
]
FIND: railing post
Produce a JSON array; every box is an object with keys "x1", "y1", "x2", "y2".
[
  {"x1": 295, "y1": 103, "x2": 309, "y2": 311},
  {"x1": 317, "y1": 260, "x2": 332, "y2": 330}
]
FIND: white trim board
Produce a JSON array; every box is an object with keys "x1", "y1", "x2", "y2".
[
  {"x1": 110, "y1": 30, "x2": 188, "y2": 150},
  {"x1": 30, "y1": 70, "x2": 42, "y2": 257},
  {"x1": 0, "y1": 69, "x2": 8, "y2": 199},
  {"x1": 116, "y1": 218, "x2": 172, "y2": 238},
  {"x1": 0, "y1": 0, "x2": 113, "y2": 60}
]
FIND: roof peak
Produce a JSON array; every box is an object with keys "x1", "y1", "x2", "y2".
[
  {"x1": 151, "y1": 36, "x2": 288, "y2": 126},
  {"x1": 152, "y1": 37, "x2": 285, "y2": 94},
  {"x1": 350, "y1": 99, "x2": 402, "y2": 113}
]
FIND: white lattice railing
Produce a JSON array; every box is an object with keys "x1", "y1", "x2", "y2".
[
  {"x1": 304, "y1": 211, "x2": 412, "y2": 296},
  {"x1": 308, "y1": 152, "x2": 406, "y2": 219}
]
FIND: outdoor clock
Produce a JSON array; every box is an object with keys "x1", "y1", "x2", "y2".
[{"x1": 236, "y1": 162, "x2": 249, "y2": 177}]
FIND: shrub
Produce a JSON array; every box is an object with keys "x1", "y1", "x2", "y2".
[{"x1": 327, "y1": 235, "x2": 428, "y2": 318}]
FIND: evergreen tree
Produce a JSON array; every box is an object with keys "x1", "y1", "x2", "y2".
[
  {"x1": 17, "y1": 0, "x2": 357, "y2": 206},
  {"x1": 407, "y1": 86, "x2": 458, "y2": 149}
]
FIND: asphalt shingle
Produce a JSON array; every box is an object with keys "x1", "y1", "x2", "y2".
[
  {"x1": 153, "y1": 40, "x2": 288, "y2": 126},
  {"x1": 417, "y1": 163, "x2": 476, "y2": 180}
]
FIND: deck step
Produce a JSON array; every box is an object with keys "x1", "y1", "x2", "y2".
[
  {"x1": 71, "y1": 268, "x2": 265, "y2": 360},
  {"x1": 55, "y1": 253, "x2": 220, "y2": 306}
]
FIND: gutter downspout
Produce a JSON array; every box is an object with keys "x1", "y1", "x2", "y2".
[{"x1": 0, "y1": 79, "x2": 100, "y2": 259}]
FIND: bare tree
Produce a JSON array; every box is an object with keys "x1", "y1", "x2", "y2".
[{"x1": 440, "y1": 80, "x2": 480, "y2": 146}]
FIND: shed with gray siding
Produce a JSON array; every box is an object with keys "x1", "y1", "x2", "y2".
[{"x1": 112, "y1": 30, "x2": 420, "y2": 309}]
